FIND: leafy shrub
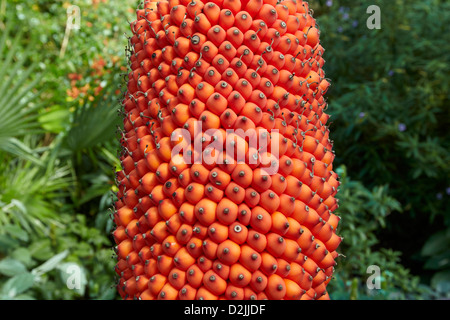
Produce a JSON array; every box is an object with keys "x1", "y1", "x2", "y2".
[
  {"x1": 313, "y1": 0, "x2": 450, "y2": 297},
  {"x1": 328, "y1": 166, "x2": 427, "y2": 299},
  {"x1": 0, "y1": 0, "x2": 133, "y2": 299}
]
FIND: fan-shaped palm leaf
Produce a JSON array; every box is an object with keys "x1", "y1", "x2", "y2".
[
  {"x1": 0, "y1": 21, "x2": 44, "y2": 162},
  {"x1": 65, "y1": 86, "x2": 121, "y2": 152}
]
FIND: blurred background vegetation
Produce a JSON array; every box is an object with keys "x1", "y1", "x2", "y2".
[{"x1": 0, "y1": 0, "x2": 448, "y2": 300}]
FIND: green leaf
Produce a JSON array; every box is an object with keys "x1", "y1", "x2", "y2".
[
  {"x1": 423, "y1": 251, "x2": 450, "y2": 270},
  {"x1": 31, "y1": 250, "x2": 69, "y2": 277},
  {"x1": 431, "y1": 270, "x2": 450, "y2": 293},
  {"x1": 65, "y1": 88, "x2": 121, "y2": 152},
  {"x1": 10, "y1": 248, "x2": 33, "y2": 267},
  {"x1": 1, "y1": 273, "x2": 35, "y2": 298},
  {"x1": 3, "y1": 224, "x2": 29, "y2": 242},
  {"x1": 38, "y1": 107, "x2": 71, "y2": 134},
  {"x1": 0, "y1": 235, "x2": 19, "y2": 252},
  {"x1": 0, "y1": 138, "x2": 42, "y2": 165},
  {"x1": 96, "y1": 286, "x2": 116, "y2": 300},
  {"x1": 28, "y1": 239, "x2": 54, "y2": 261},
  {"x1": 421, "y1": 230, "x2": 450, "y2": 257},
  {"x1": 0, "y1": 258, "x2": 27, "y2": 276}
]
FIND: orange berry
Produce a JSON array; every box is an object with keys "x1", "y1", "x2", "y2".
[{"x1": 217, "y1": 239, "x2": 241, "y2": 265}]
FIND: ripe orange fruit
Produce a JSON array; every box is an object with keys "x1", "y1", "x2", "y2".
[{"x1": 115, "y1": 0, "x2": 341, "y2": 300}]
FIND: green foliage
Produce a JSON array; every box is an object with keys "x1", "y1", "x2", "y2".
[
  {"x1": 0, "y1": 0, "x2": 136, "y2": 299},
  {"x1": 328, "y1": 166, "x2": 427, "y2": 299},
  {"x1": 0, "y1": 145, "x2": 117, "y2": 299},
  {"x1": 315, "y1": 0, "x2": 449, "y2": 214},
  {"x1": 421, "y1": 229, "x2": 450, "y2": 296},
  {"x1": 0, "y1": 25, "x2": 44, "y2": 162},
  {"x1": 312, "y1": 0, "x2": 450, "y2": 298}
]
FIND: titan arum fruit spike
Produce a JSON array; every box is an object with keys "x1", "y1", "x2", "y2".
[{"x1": 113, "y1": 0, "x2": 341, "y2": 300}]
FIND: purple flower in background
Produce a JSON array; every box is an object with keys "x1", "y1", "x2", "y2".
[
  {"x1": 339, "y1": 6, "x2": 345, "y2": 13},
  {"x1": 398, "y1": 123, "x2": 406, "y2": 132},
  {"x1": 388, "y1": 70, "x2": 394, "y2": 77},
  {"x1": 446, "y1": 187, "x2": 450, "y2": 195},
  {"x1": 359, "y1": 112, "x2": 365, "y2": 118},
  {"x1": 436, "y1": 193, "x2": 443, "y2": 200},
  {"x1": 326, "y1": 0, "x2": 333, "y2": 7},
  {"x1": 337, "y1": 26, "x2": 343, "y2": 33},
  {"x1": 342, "y1": 12, "x2": 349, "y2": 20},
  {"x1": 352, "y1": 20, "x2": 358, "y2": 28}
]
